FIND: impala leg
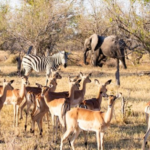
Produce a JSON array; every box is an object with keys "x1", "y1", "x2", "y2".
[
  {"x1": 142, "y1": 128, "x2": 150, "y2": 150},
  {"x1": 146, "y1": 113, "x2": 149, "y2": 126},
  {"x1": 51, "y1": 113, "x2": 55, "y2": 143},
  {"x1": 55, "y1": 116, "x2": 59, "y2": 143},
  {"x1": 143, "y1": 116, "x2": 150, "y2": 148},
  {"x1": 46, "y1": 112, "x2": 50, "y2": 129},
  {"x1": 60, "y1": 128, "x2": 73, "y2": 150},
  {"x1": 37, "y1": 118, "x2": 42, "y2": 136},
  {"x1": 70, "y1": 128, "x2": 81, "y2": 150},
  {"x1": 25, "y1": 102, "x2": 32, "y2": 131},
  {"x1": 30, "y1": 118, "x2": 35, "y2": 134},
  {"x1": 40, "y1": 118, "x2": 43, "y2": 136},
  {"x1": 20, "y1": 100, "x2": 27, "y2": 119},
  {"x1": 13, "y1": 105, "x2": 16, "y2": 127},
  {"x1": 100, "y1": 132, "x2": 104, "y2": 150},
  {"x1": 96, "y1": 131, "x2": 100, "y2": 150},
  {"x1": 16, "y1": 105, "x2": 19, "y2": 127},
  {"x1": 83, "y1": 131, "x2": 88, "y2": 148}
]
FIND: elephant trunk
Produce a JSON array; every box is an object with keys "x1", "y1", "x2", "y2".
[{"x1": 83, "y1": 50, "x2": 87, "y2": 64}]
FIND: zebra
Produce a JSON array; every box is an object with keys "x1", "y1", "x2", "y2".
[{"x1": 22, "y1": 51, "x2": 68, "y2": 84}]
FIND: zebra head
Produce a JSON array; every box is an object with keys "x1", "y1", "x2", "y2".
[{"x1": 59, "y1": 51, "x2": 68, "y2": 68}]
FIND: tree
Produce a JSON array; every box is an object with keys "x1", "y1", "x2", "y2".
[{"x1": 0, "y1": 0, "x2": 80, "y2": 55}]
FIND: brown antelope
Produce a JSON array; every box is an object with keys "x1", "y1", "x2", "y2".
[
  {"x1": 23, "y1": 70, "x2": 62, "y2": 131},
  {"x1": 80, "y1": 79, "x2": 111, "y2": 110},
  {"x1": 0, "y1": 79, "x2": 14, "y2": 111},
  {"x1": 142, "y1": 102, "x2": 150, "y2": 149},
  {"x1": 30, "y1": 92, "x2": 50, "y2": 136},
  {"x1": 70, "y1": 72, "x2": 91, "y2": 107},
  {"x1": 39, "y1": 76, "x2": 81, "y2": 141},
  {"x1": 60, "y1": 94, "x2": 119, "y2": 150},
  {"x1": 4, "y1": 76, "x2": 29, "y2": 127}
]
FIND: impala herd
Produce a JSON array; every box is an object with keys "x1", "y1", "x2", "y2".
[{"x1": 0, "y1": 70, "x2": 149, "y2": 150}]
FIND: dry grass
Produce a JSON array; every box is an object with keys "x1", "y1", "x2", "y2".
[{"x1": 0, "y1": 52, "x2": 150, "y2": 150}]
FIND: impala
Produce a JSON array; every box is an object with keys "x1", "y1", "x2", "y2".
[
  {"x1": 30, "y1": 92, "x2": 50, "y2": 136},
  {"x1": 0, "y1": 79, "x2": 14, "y2": 111},
  {"x1": 0, "y1": 80, "x2": 14, "y2": 95},
  {"x1": 142, "y1": 102, "x2": 150, "y2": 149},
  {"x1": 60, "y1": 94, "x2": 119, "y2": 150},
  {"x1": 80, "y1": 79, "x2": 111, "y2": 110},
  {"x1": 4, "y1": 76, "x2": 29, "y2": 126}
]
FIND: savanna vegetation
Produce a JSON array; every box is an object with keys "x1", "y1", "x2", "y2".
[{"x1": 0, "y1": 0, "x2": 150, "y2": 150}]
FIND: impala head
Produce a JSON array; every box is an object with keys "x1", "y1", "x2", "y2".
[
  {"x1": 50, "y1": 69, "x2": 62, "y2": 79},
  {"x1": 94, "y1": 79, "x2": 112, "y2": 97},
  {"x1": 107, "y1": 95, "x2": 117, "y2": 107},
  {"x1": 3, "y1": 79, "x2": 14, "y2": 90},
  {"x1": 79, "y1": 72, "x2": 92, "y2": 83},
  {"x1": 40, "y1": 84, "x2": 53, "y2": 97},
  {"x1": 68, "y1": 76, "x2": 81, "y2": 90},
  {"x1": 21, "y1": 76, "x2": 29, "y2": 85}
]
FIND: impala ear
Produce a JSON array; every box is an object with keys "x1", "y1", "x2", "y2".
[
  {"x1": 105, "y1": 79, "x2": 112, "y2": 86},
  {"x1": 79, "y1": 72, "x2": 83, "y2": 77},
  {"x1": 10, "y1": 80, "x2": 14, "y2": 84},
  {"x1": 116, "y1": 92, "x2": 122, "y2": 98},
  {"x1": 68, "y1": 75, "x2": 71, "y2": 82},
  {"x1": 77, "y1": 79, "x2": 81, "y2": 83},
  {"x1": 88, "y1": 73, "x2": 92, "y2": 77},
  {"x1": 35, "y1": 83, "x2": 42, "y2": 88},
  {"x1": 94, "y1": 79, "x2": 100, "y2": 85},
  {"x1": 49, "y1": 84, "x2": 53, "y2": 88}
]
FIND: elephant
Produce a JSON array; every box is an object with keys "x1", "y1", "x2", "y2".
[
  {"x1": 83, "y1": 34, "x2": 139, "y2": 85},
  {"x1": 83, "y1": 34, "x2": 127, "y2": 69}
]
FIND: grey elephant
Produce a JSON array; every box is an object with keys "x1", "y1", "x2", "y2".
[
  {"x1": 84, "y1": 34, "x2": 127, "y2": 68},
  {"x1": 83, "y1": 34, "x2": 139, "y2": 85}
]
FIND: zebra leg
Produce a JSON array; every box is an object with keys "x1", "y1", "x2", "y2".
[{"x1": 46, "y1": 66, "x2": 52, "y2": 85}]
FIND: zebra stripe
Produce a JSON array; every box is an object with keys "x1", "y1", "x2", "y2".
[{"x1": 22, "y1": 51, "x2": 68, "y2": 78}]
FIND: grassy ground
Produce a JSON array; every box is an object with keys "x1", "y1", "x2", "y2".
[{"x1": 0, "y1": 53, "x2": 150, "y2": 150}]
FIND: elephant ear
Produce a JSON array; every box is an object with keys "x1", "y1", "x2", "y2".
[{"x1": 91, "y1": 34, "x2": 99, "y2": 51}]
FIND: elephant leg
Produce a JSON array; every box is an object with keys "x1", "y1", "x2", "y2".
[
  {"x1": 91, "y1": 52, "x2": 97, "y2": 66},
  {"x1": 97, "y1": 54, "x2": 106, "y2": 67},
  {"x1": 119, "y1": 56, "x2": 127, "y2": 69},
  {"x1": 115, "y1": 59, "x2": 120, "y2": 86}
]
